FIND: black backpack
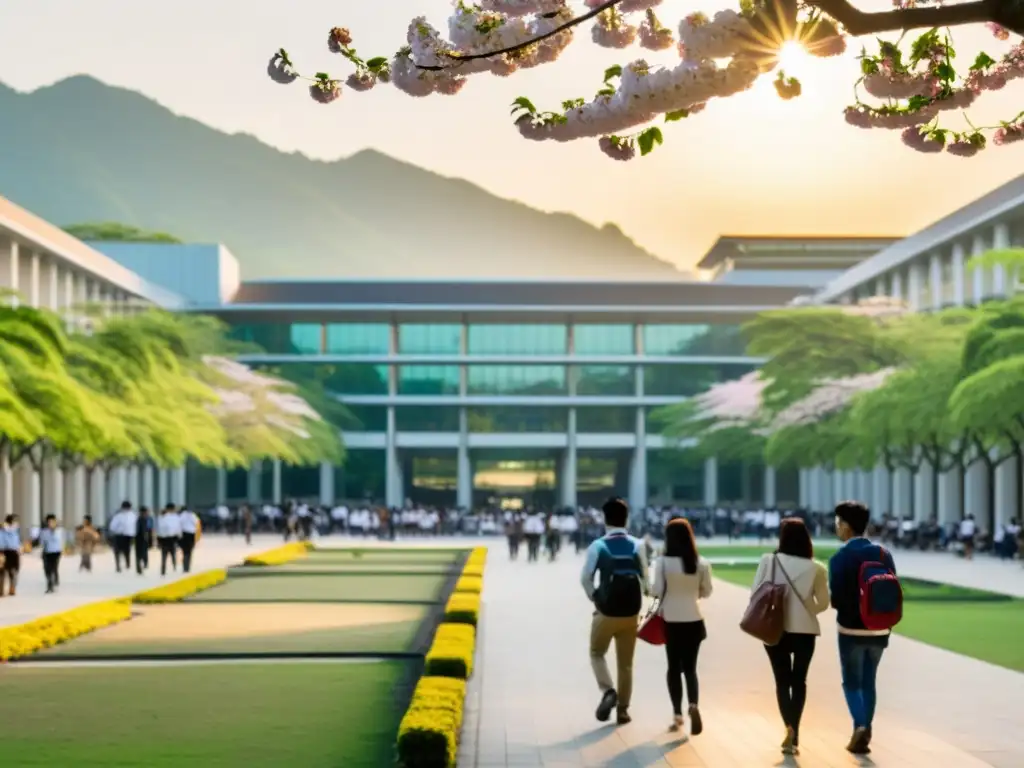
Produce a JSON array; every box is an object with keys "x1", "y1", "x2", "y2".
[{"x1": 594, "y1": 533, "x2": 644, "y2": 617}]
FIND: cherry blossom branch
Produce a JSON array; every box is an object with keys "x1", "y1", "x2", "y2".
[{"x1": 812, "y1": 0, "x2": 1012, "y2": 36}]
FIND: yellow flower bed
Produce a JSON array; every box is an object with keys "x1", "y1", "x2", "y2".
[
  {"x1": 459, "y1": 564, "x2": 484, "y2": 577},
  {"x1": 465, "y1": 547, "x2": 487, "y2": 566},
  {"x1": 133, "y1": 569, "x2": 227, "y2": 603},
  {"x1": 243, "y1": 541, "x2": 310, "y2": 566},
  {"x1": 424, "y1": 623, "x2": 476, "y2": 680},
  {"x1": 396, "y1": 676, "x2": 467, "y2": 768},
  {"x1": 452, "y1": 574, "x2": 483, "y2": 594},
  {"x1": 0, "y1": 598, "x2": 132, "y2": 661},
  {"x1": 444, "y1": 592, "x2": 481, "y2": 627}
]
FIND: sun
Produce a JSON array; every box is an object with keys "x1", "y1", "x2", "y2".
[{"x1": 776, "y1": 40, "x2": 813, "y2": 77}]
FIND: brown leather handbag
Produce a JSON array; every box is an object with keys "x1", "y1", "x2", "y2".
[{"x1": 739, "y1": 555, "x2": 786, "y2": 646}]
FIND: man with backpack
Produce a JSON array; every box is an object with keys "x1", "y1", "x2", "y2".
[
  {"x1": 580, "y1": 497, "x2": 649, "y2": 725},
  {"x1": 829, "y1": 501, "x2": 902, "y2": 756}
]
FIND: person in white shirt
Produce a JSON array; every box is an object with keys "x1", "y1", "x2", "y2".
[
  {"x1": 0, "y1": 514, "x2": 21, "y2": 596},
  {"x1": 959, "y1": 514, "x2": 977, "y2": 560},
  {"x1": 653, "y1": 518, "x2": 713, "y2": 735},
  {"x1": 750, "y1": 518, "x2": 829, "y2": 756},
  {"x1": 40, "y1": 514, "x2": 65, "y2": 593},
  {"x1": 330, "y1": 505, "x2": 348, "y2": 535},
  {"x1": 523, "y1": 512, "x2": 545, "y2": 562},
  {"x1": 178, "y1": 506, "x2": 199, "y2": 573},
  {"x1": 109, "y1": 501, "x2": 137, "y2": 574},
  {"x1": 157, "y1": 504, "x2": 182, "y2": 576}
]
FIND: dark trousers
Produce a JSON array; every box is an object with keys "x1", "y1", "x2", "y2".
[
  {"x1": 114, "y1": 535, "x2": 132, "y2": 571},
  {"x1": 837, "y1": 634, "x2": 886, "y2": 729},
  {"x1": 507, "y1": 535, "x2": 520, "y2": 559},
  {"x1": 244, "y1": 526, "x2": 252, "y2": 545},
  {"x1": 526, "y1": 534, "x2": 540, "y2": 561},
  {"x1": 179, "y1": 532, "x2": 196, "y2": 572},
  {"x1": 43, "y1": 552, "x2": 61, "y2": 591},
  {"x1": 765, "y1": 632, "x2": 816, "y2": 741},
  {"x1": 0, "y1": 549, "x2": 19, "y2": 593},
  {"x1": 135, "y1": 541, "x2": 149, "y2": 574},
  {"x1": 665, "y1": 620, "x2": 706, "y2": 715},
  {"x1": 158, "y1": 537, "x2": 178, "y2": 575}
]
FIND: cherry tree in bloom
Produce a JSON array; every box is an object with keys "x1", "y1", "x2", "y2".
[
  {"x1": 771, "y1": 367, "x2": 896, "y2": 429},
  {"x1": 690, "y1": 371, "x2": 767, "y2": 425},
  {"x1": 267, "y1": 0, "x2": 1024, "y2": 160}
]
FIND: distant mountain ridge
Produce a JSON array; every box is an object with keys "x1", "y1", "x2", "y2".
[{"x1": 0, "y1": 76, "x2": 683, "y2": 280}]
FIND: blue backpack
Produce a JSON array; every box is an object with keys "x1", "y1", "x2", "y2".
[{"x1": 594, "y1": 533, "x2": 644, "y2": 617}]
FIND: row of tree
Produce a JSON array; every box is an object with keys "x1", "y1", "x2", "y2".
[
  {"x1": 653, "y1": 250, "x2": 1024, "y2": 520},
  {"x1": 0, "y1": 297, "x2": 343, "y2": 515}
]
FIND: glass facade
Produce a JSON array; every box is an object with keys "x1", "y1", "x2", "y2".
[
  {"x1": 643, "y1": 324, "x2": 745, "y2": 356},
  {"x1": 398, "y1": 366, "x2": 460, "y2": 395},
  {"x1": 467, "y1": 324, "x2": 567, "y2": 355},
  {"x1": 577, "y1": 406, "x2": 635, "y2": 433},
  {"x1": 343, "y1": 405, "x2": 387, "y2": 432},
  {"x1": 574, "y1": 324, "x2": 634, "y2": 355},
  {"x1": 399, "y1": 324, "x2": 462, "y2": 355},
  {"x1": 644, "y1": 363, "x2": 757, "y2": 397},
  {"x1": 467, "y1": 365, "x2": 566, "y2": 396},
  {"x1": 325, "y1": 323, "x2": 390, "y2": 355},
  {"x1": 318, "y1": 364, "x2": 389, "y2": 395},
  {"x1": 396, "y1": 406, "x2": 460, "y2": 432},
  {"x1": 574, "y1": 365, "x2": 634, "y2": 396},
  {"x1": 468, "y1": 407, "x2": 567, "y2": 432}
]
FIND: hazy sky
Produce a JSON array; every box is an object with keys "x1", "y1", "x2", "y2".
[{"x1": 0, "y1": 0, "x2": 1021, "y2": 269}]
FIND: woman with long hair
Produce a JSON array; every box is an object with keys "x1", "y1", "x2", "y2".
[
  {"x1": 653, "y1": 518, "x2": 713, "y2": 735},
  {"x1": 752, "y1": 517, "x2": 829, "y2": 755}
]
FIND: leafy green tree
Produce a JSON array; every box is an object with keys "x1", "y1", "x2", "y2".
[{"x1": 63, "y1": 222, "x2": 182, "y2": 244}]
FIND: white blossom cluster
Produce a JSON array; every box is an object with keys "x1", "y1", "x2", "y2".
[
  {"x1": 204, "y1": 356, "x2": 321, "y2": 438},
  {"x1": 840, "y1": 296, "x2": 910, "y2": 319},
  {"x1": 771, "y1": 368, "x2": 896, "y2": 429},
  {"x1": 481, "y1": 0, "x2": 568, "y2": 15},
  {"x1": 691, "y1": 371, "x2": 766, "y2": 424}
]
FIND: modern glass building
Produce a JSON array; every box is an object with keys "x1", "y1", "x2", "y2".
[{"x1": 189, "y1": 279, "x2": 812, "y2": 510}]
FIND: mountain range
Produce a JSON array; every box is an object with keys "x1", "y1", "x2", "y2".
[{"x1": 0, "y1": 76, "x2": 683, "y2": 279}]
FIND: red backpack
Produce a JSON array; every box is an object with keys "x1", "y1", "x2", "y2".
[{"x1": 858, "y1": 547, "x2": 903, "y2": 630}]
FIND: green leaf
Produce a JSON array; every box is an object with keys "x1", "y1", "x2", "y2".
[
  {"x1": 509, "y1": 96, "x2": 537, "y2": 115},
  {"x1": 366, "y1": 57, "x2": 389, "y2": 69},
  {"x1": 664, "y1": 109, "x2": 691, "y2": 122},
  {"x1": 970, "y1": 52, "x2": 996, "y2": 71},
  {"x1": 603, "y1": 65, "x2": 623, "y2": 82},
  {"x1": 637, "y1": 126, "x2": 663, "y2": 156}
]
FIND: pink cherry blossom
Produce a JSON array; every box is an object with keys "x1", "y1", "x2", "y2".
[
  {"x1": 772, "y1": 369, "x2": 896, "y2": 429},
  {"x1": 994, "y1": 121, "x2": 1024, "y2": 146},
  {"x1": 598, "y1": 136, "x2": 636, "y2": 160},
  {"x1": 309, "y1": 79, "x2": 342, "y2": 104}
]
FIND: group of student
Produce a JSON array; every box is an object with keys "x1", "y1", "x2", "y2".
[
  {"x1": 583, "y1": 497, "x2": 898, "y2": 756},
  {"x1": 0, "y1": 501, "x2": 200, "y2": 596},
  {"x1": 504, "y1": 510, "x2": 583, "y2": 562}
]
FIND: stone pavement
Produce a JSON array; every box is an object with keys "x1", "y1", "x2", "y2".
[
  {"x1": 460, "y1": 541, "x2": 1024, "y2": 768},
  {"x1": 0, "y1": 534, "x2": 272, "y2": 627}
]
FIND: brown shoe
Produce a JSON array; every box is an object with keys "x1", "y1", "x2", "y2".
[
  {"x1": 847, "y1": 727, "x2": 870, "y2": 754},
  {"x1": 616, "y1": 709, "x2": 632, "y2": 725}
]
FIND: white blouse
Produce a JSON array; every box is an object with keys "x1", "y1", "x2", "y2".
[
  {"x1": 652, "y1": 555, "x2": 713, "y2": 623},
  {"x1": 751, "y1": 553, "x2": 830, "y2": 635}
]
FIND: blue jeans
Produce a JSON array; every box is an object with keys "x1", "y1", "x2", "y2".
[{"x1": 837, "y1": 634, "x2": 886, "y2": 729}]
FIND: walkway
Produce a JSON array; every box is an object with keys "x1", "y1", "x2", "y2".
[
  {"x1": 0, "y1": 534, "x2": 271, "y2": 627},
  {"x1": 461, "y1": 541, "x2": 1024, "y2": 768}
]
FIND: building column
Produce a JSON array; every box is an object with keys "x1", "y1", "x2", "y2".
[
  {"x1": 13, "y1": 462, "x2": 40, "y2": 540},
  {"x1": 90, "y1": 468, "x2": 108, "y2": 523},
  {"x1": 797, "y1": 469, "x2": 810, "y2": 508},
  {"x1": 890, "y1": 271, "x2": 903, "y2": 302},
  {"x1": 27, "y1": 250, "x2": 40, "y2": 307},
  {"x1": 994, "y1": 457, "x2": 1017, "y2": 529},
  {"x1": 963, "y1": 459, "x2": 989, "y2": 522},
  {"x1": 763, "y1": 466, "x2": 777, "y2": 507},
  {"x1": 0, "y1": 451, "x2": 12, "y2": 518},
  {"x1": 42, "y1": 459, "x2": 63, "y2": 523},
  {"x1": 107, "y1": 467, "x2": 127, "y2": 509},
  {"x1": 992, "y1": 223, "x2": 1010, "y2": 296},
  {"x1": 157, "y1": 469, "x2": 170, "y2": 508},
  {"x1": 63, "y1": 465, "x2": 86, "y2": 529},
  {"x1": 271, "y1": 460, "x2": 283, "y2": 505},
  {"x1": 971, "y1": 234, "x2": 987, "y2": 303},
  {"x1": 928, "y1": 252, "x2": 942, "y2": 310},
  {"x1": 907, "y1": 261, "x2": 924, "y2": 311},
  {"x1": 892, "y1": 467, "x2": 913, "y2": 518},
  {"x1": 457, "y1": 407, "x2": 472, "y2": 509},
  {"x1": 141, "y1": 465, "x2": 155, "y2": 512},
  {"x1": 937, "y1": 468, "x2": 962, "y2": 524},
  {"x1": 913, "y1": 462, "x2": 935, "y2": 521},
  {"x1": 171, "y1": 467, "x2": 187, "y2": 507},
  {"x1": 385, "y1": 406, "x2": 401, "y2": 508},
  {"x1": 319, "y1": 461, "x2": 335, "y2": 506},
  {"x1": 871, "y1": 465, "x2": 891, "y2": 517},
  {"x1": 856, "y1": 469, "x2": 873, "y2": 506},
  {"x1": 561, "y1": 408, "x2": 578, "y2": 509},
  {"x1": 215, "y1": 467, "x2": 228, "y2": 505},
  {"x1": 951, "y1": 242, "x2": 966, "y2": 306},
  {"x1": 126, "y1": 465, "x2": 140, "y2": 506},
  {"x1": 703, "y1": 457, "x2": 718, "y2": 507},
  {"x1": 247, "y1": 461, "x2": 263, "y2": 504}
]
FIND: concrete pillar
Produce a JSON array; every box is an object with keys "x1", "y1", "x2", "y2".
[
  {"x1": 764, "y1": 466, "x2": 777, "y2": 507},
  {"x1": 971, "y1": 234, "x2": 987, "y2": 303},
  {"x1": 992, "y1": 223, "x2": 1010, "y2": 296},
  {"x1": 892, "y1": 467, "x2": 913, "y2": 518},
  {"x1": 40, "y1": 258, "x2": 59, "y2": 310},
  {"x1": 913, "y1": 462, "x2": 935, "y2": 522},
  {"x1": 890, "y1": 271, "x2": 903, "y2": 301},
  {"x1": 457, "y1": 407, "x2": 472, "y2": 509},
  {"x1": 13, "y1": 462, "x2": 40, "y2": 539},
  {"x1": 703, "y1": 457, "x2": 718, "y2": 506},
  {"x1": 319, "y1": 461, "x2": 335, "y2": 506},
  {"x1": 157, "y1": 469, "x2": 170, "y2": 508},
  {"x1": 42, "y1": 459, "x2": 63, "y2": 523},
  {"x1": 1, "y1": 239, "x2": 20, "y2": 299},
  {"x1": 215, "y1": 467, "x2": 228, "y2": 504},
  {"x1": 964, "y1": 459, "x2": 989, "y2": 524},
  {"x1": 247, "y1": 461, "x2": 263, "y2": 504},
  {"x1": 141, "y1": 465, "x2": 155, "y2": 512},
  {"x1": 0, "y1": 451, "x2": 12, "y2": 518},
  {"x1": 385, "y1": 405, "x2": 400, "y2": 507},
  {"x1": 63, "y1": 465, "x2": 86, "y2": 528},
  {"x1": 628, "y1": 410, "x2": 646, "y2": 510},
  {"x1": 271, "y1": 460, "x2": 283, "y2": 505},
  {"x1": 871, "y1": 465, "x2": 891, "y2": 517},
  {"x1": 171, "y1": 467, "x2": 187, "y2": 506},
  {"x1": 126, "y1": 465, "x2": 140, "y2": 506},
  {"x1": 90, "y1": 468, "x2": 108, "y2": 524},
  {"x1": 994, "y1": 458, "x2": 1017, "y2": 530},
  {"x1": 929, "y1": 252, "x2": 942, "y2": 310},
  {"x1": 908, "y1": 261, "x2": 924, "y2": 311},
  {"x1": 951, "y1": 242, "x2": 966, "y2": 306},
  {"x1": 107, "y1": 467, "x2": 128, "y2": 508},
  {"x1": 798, "y1": 469, "x2": 810, "y2": 508},
  {"x1": 856, "y1": 470, "x2": 873, "y2": 507},
  {"x1": 937, "y1": 468, "x2": 963, "y2": 524},
  {"x1": 832, "y1": 470, "x2": 843, "y2": 505},
  {"x1": 27, "y1": 251, "x2": 40, "y2": 307}
]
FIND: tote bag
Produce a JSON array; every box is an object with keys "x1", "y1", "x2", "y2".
[
  {"x1": 739, "y1": 555, "x2": 786, "y2": 646},
  {"x1": 637, "y1": 564, "x2": 668, "y2": 645}
]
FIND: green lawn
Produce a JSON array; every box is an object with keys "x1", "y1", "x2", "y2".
[
  {"x1": 189, "y1": 573, "x2": 448, "y2": 603},
  {"x1": 0, "y1": 662, "x2": 408, "y2": 767},
  {"x1": 713, "y1": 564, "x2": 1024, "y2": 672},
  {"x1": 230, "y1": 563, "x2": 456, "y2": 577},
  {"x1": 697, "y1": 544, "x2": 840, "y2": 561},
  {"x1": 309, "y1": 549, "x2": 463, "y2": 565},
  {"x1": 38, "y1": 603, "x2": 428, "y2": 658}
]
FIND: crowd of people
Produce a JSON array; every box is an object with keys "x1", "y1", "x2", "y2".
[{"x1": 581, "y1": 497, "x2": 898, "y2": 757}]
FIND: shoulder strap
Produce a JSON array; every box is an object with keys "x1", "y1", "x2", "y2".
[{"x1": 776, "y1": 558, "x2": 816, "y2": 620}]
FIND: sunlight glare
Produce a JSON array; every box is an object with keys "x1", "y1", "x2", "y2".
[{"x1": 776, "y1": 40, "x2": 813, "y2": 77}]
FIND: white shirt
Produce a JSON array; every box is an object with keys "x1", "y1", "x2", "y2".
[
  {"x1": 752, "y1": 553, "x2": 830, "y2": 635},
  {"x1": 111, "y1": 510, "x2": 137, "y2": 536},
  {"x1": 331, "y1": 506, "x2": 348, "y2": 521},
  {"x1": 523, "y1": 514, "x2": 545, "y2": 535},
  {"x1": 40, "y1": 527, "x2": 65, "y2": 554},
  {"x1": 959, "y1": 519, "x2": 976, "y2": 537},
  {"x1": 179, "y1": 510, "x2": 198, "y2": 534},
  {"x1": 157, "y1": 514, "x2": 182, "y2": 538},
  {"x1": 653, "y1": 555, "x2": 713, "y2": 623}
]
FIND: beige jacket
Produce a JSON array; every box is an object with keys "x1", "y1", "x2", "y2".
[
  {"x1": 652, "y1": 555, "x2": 713, "y2": 623},
  {"x1": 751, "y1": 553, "x2": 830, "y2": 635}
]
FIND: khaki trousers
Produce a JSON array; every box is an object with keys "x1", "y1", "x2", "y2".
[{"x1": 589, "y1": 611, "x2": 639, "y2": 709}]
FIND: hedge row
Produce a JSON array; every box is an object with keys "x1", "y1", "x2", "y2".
[
  {"x1": 242, "y1": 541, "x2": 311, "y2": 566},
  {"x1": 133, "y1": 568, "x2": 227, "y2": 603},
  {"x1": 0, "y1": 598, "x2": 132, "y2": 661}
]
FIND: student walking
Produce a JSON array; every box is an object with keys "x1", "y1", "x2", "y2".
[
  {"x1": 959, "y1": 514, "x2": 976, "y2": 559},
  {"x1": 523, "y1": 511, "x2": 544, "y2": 562},
  {"x1": 830, "y1": 501, "x2": 902, "y2": 756},
  {"x1": 178, "y1": 506, "x2": 199, "y2": 573},
  {"x1": 752, "y1": 518, "x2": 829, "y2": 755},
  {"x1": 241, "y1": 504, "x2": 253, "y2": 545},
  {"x1": 653, "y1": 518, "x2": 712, "y2": 735},
  {"x1": 505, "y1": 514, "x2": 522, "y2": 560},
  {"x1": 581, "y1": 497, "x2": 648, "y2": 725},
  {"x1": 157, "y1": 504, "x2": 181, "y2": 575},
  {"x1": 40, "y1": 515, "x2": 64, "y2": 593},
  {"x1": 1, "y1": 514, "x2": 22, "y2": 596},
  {"x1": 109, "y1": 501, "x2": 137, "y2": 573},
  {"x1": 75, "y1": 516, "x2": 101, "y2": 572},
  {"x1": 135, "y1": 507, "x2": 153, "y2": 574}
]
